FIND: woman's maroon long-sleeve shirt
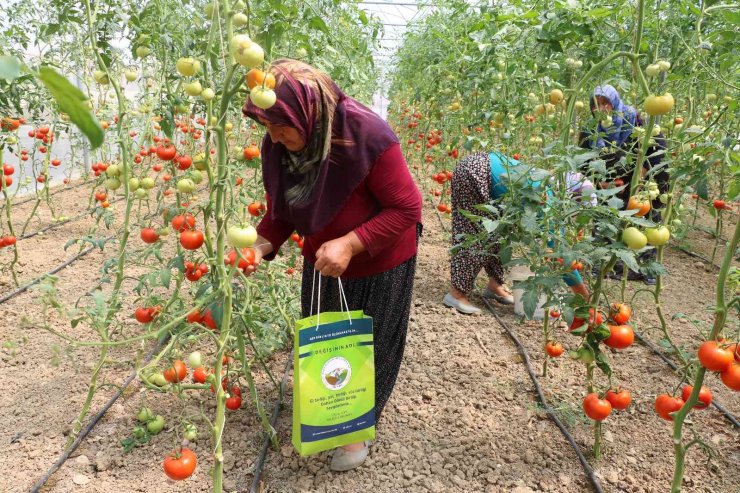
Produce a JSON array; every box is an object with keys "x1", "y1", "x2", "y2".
[{"x1": 257, "y1": 143, "x2": 422, "y2": 278}]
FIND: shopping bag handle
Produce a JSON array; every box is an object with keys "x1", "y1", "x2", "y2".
[{"x1": 309, "y1": 269, "x2": 353, "y2": 329}]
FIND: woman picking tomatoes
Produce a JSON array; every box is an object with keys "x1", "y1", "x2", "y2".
[
  {"x1": 242, "y1": 59, "x2": 422, "y2": 471},
  {"x1": 579, "y1": 84, "x2": 667, "y2": 284},
  {"x1": 443, "y1": 151, "x2": 593, "y2": 315}
]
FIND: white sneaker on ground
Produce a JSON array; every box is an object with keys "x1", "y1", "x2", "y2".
[
  {"x1": 482, "y1": 288, "x2": 514, "y2": 305},
  {"x1": 443, "y1": 293, "x2": 482, "y2": 315}
]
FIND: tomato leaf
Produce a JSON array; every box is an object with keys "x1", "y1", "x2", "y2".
[
  {"x1": 37, "y1": 66, "x2": 104, "y2": 150},
  {"x1": 209, "y1": 302, "x2": 224, "y2": 328},
  {"x1": 593, "y1": 323, "x2": 611, "y2": 340},
  {"x1": 595, "y1": 351, "x2": 612, "y2": 377},
  {"x1": 615, "y1": 250, "x2": 640, "y2": 272},
  {"x1": 521, "y1": 289, "x2": 541, "y2": 319},
  {"x1": 160, "y1": 268, "x2": 171, "y2": 288}
]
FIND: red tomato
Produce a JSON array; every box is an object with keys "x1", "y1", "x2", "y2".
[
  {"x1": 180, "y1": 230, "x2": 204, "y2": 250},
  {"x1": 681, "y1": 385, "x2": 712, "y2": 409},
  {"x1": 192, "y1": 367, "x2": 208, "y2": 384},
  {"x1": 186, "y1": 309, "x2": 203, "y2": 324},
  {"x1": 604, "y1": 325, "x2": 634, "y2": 349},
  {"x1": 203, "y1": 310, "x2": 218, "y2": 330},
  {"x1": 140, "y1": 228, "x2": 159, "y2": 244},
  {"x1": 247, "y1": 202, "x2": 263, "y2": 217},
  {"x1": 545, "y1": 341, "x2": 564, "y2": 357},
  {"x1": 243, "y1": 144, "x2": 260, "y2": 161},
  {"x1": 51, "y1": 158, "x2": 61, "y2": 167},
  {"x1": 290, "y1": 233, "x2": 301, "y2": 243},
  {"x1": 163, "y1": 360, "x2": 188, "y2": 383},
  {"x1": 583, "y1": 393, "x2": 612, "y2": 421},
  {"x1": 713, "y1": 199, "x2": 725, "y2": 210},
  {"x1": 225, "y1": 394, "x2": 242, "y2": 410},
  {"x1": 156, "y1": 145, "x2": 177, "y2": 161},
  {"x1": 177, "y1": 155, "x2": 192, "y2": 170},
  {"x1": 697, "y1": 341, "x2": 733, "y2": 372},
  {"x1": 163, "y1": 448, "x2": 197, "y2": 480},
  {"x1": 720, "y1": 362, "x2": 740, "y2": 391},
  {"x1": 605, "y1": 389, "x2": 631, "y2": 410},
  {"x1": 135, "y1": 307, "x2": 155, "y2": 324},
  {"x1": 225, "y1": 248, "x2": 256, "y2": 272},
  {"x1": 609, "y1": 303, "x2": 631, "y2": 324},
  {"x1": 3, "y1": 164, "x2": 14, "y2": 175},
  {"x1": 171, "y1": 214, "x2": 196, "y2": 232},
  {"x1": 655, "y1": 394, "x2": 684, "y2": 420}
]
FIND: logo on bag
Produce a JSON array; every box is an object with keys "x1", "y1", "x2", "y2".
[{"x1": 321, "y1": 357, "x2": 351, "y2": 391}]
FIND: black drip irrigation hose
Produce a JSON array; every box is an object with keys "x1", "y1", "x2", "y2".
[
  {"x1": 2, "y1": 179, "x2": 95, "y2": 207},
  {"x1": 632, "y1": 330, "x2": 740, "y2": 428},
  {"x1": 0, "y1": 239, "x2": 111, "y2": 305},
  {"x1": 249, "y1": 350, "x2": 294, "y2": 493},
  {"x1": 670, "y1": 243, "x2": 722, "y2": 270},
  {"x1": 29, "y1": 336, "x2": 170, "y2": 493},
  {"x1": 480, "y1": 296, "x2": 605, "y2": 493},
  {"x1": 17, "y1": 197, "x2": 123, "y2": 242}
]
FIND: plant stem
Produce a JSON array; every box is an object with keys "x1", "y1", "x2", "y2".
[{"x1": 670, "y1": 215, "x2": 740, "y2": 493}]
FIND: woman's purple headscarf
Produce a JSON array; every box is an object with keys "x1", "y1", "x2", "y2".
[
  {"x1": 243, "y1": 59, "x2": 398, "y2": 236},
  {"x1": 589, "y1": 85, "x2": 637, "y2": 149}
]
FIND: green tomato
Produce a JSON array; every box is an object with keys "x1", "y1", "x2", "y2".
[
  {"x1": 645, "y1": 64, "x2": 661, "y2": 77},
  {"x1": 176, "y1": 57, "x2": 201, "y2": 77},
  {"x1": 187, "y1": 351, "x2": 203, "y2": 368},
  {"x1": 250, "y1": 86, "x2": 276, "y2": 109},
  {"x1": 158, "y1": 227, "x2": 170, "y2": 237},
  {"x1": 132, "y1": 425, "x2": 148, "y2": 440},
  {"x1": 622, "y1": 227, "x2": 647, "y2": 250},
  {"x1": 645, "y1": 226, "x2": 670, "y2": 246},
  {"x1": 135, "y1": 188, "x2": 148, "y2": 199},
  {"x1": 190, "y1": 169, "x2": 203, "y2": 184},
  {"x1": 176, "y1": 178, "x2": 196, "y2": 194},
  {"x1": 128, "y1": 177, "x2": 140, "y2": 191},
  {"x1": 105, "y1": 164, "x2": 121, "y2": 177},
  {"x1": 672, "y1": 219, "x2": 682, "y2": 227},
  {"x1": 184, "y1": 81, "x2": 203, "y2": 97},
  {"x1": 230, "y1": 34, "x2": 264, "y2": 68},
  {"x1": 7, "y1": 136, "x2": 17, "y2": 144},
  {"x1": 93, "y1": 69, "x2": 109, "y2": 85},
  {"x1": 204, "y1": 1, "x2": 218, "y2": 18},
  {"x1": 201, "y1": 88, "x2": 215, "y2": 102},
  {"x1": 569, "y1": 347, "x2": 595, "y2": 364},
  {"x1": 141, "y1": 177, "x2": 155, "y2": 189},
  {"x1": 136, "y1": 46, "x2": 151, "y2": 58},
  {"x1": 146, "y1": 415, "x2": 165, "y2": 435},
  {"x1": 183, "y1": 423, "x2": 198, "y2": 441},
  {"x1": 233, "y1": 13, "x2": 248, "y2": 27},
  {"x1": 151, "y1": 372, "x2": 168, "y2": 387},
  {"x1": 124, "y1": 70, "x2": 138, "y2": 82},
  {"x1": 226, "y1": 225, "x2": 257, "y2": 248},
  {"x1": 105, "y1": 177, "x2": 121, "y2": 190},
  {"x1": 137, "y1": 406, "x2": 154, "y2": 423}
]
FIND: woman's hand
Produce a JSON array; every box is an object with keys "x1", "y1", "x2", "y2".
[{"x1": 314, "y1": 232, "x2": 365, "y2": 277}]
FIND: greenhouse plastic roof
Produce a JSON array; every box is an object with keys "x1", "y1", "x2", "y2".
[{"x1": 358, "y1": 1, "x2": 432, "y2": 117}]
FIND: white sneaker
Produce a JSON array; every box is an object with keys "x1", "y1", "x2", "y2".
[
  {"x1": 443, "y1": 293, "x2": 482, "y2": 315},
  {"x1": 482, "y1": 288, "x2": 514, "y2": 305}
]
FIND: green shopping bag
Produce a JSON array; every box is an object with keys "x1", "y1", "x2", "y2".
[{"x1": 292, "y1": 276, "x2": 375, "y2": 456}]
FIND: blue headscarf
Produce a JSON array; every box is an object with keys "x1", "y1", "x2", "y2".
[{"x1": 589, "y1": 85, "x2": 637, "y2": 149}]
